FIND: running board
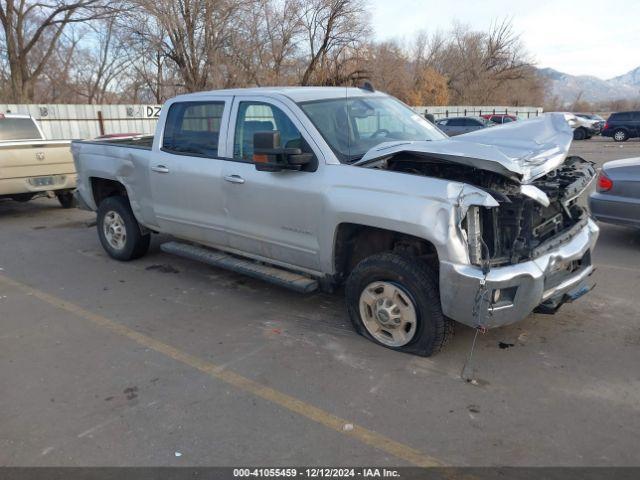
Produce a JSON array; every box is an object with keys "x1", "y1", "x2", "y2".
[{"x1": 160, "y1": 241, "x2": 319, "y2": 294}]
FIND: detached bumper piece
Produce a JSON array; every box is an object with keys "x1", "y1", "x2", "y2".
[{"x1": 535, "y1": 281, "x2": 595, "y2": 314}]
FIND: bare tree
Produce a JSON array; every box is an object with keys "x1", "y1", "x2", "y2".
[
  {"x1": 134, "y1": 0, "x2": 240, "y2": 92},
  {"x1": 0, "y1": 0, "x2": 114, "y2": 101},
  {"x1": 227, "y1": 0, "x2": 302, "y2": 86},
  {"x1": 70, "y1": 18, "x2": 131, "y2": 103},
  {"x1": 298, "y1": 0, "x2": 368, "y2": 85}
]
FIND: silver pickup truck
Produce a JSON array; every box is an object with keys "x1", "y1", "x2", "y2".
[{"x1": 72, "y1": 87, "x2": 599, "y2": 356}]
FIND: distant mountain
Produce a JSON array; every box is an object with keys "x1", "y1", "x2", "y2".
[
  {"x1": 609, "y1": 66, "x2": 640, "y2": 87},
  {"x1": 538, "y1": 66, "x2": 640, "y2": 105}
]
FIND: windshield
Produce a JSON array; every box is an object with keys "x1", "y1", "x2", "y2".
[
  {"x1": 298, "y1": 96, "x2": 446, "y2": 163},
  {"x1": 577, "y1": 113, "x2": 604, "y2": 121}
]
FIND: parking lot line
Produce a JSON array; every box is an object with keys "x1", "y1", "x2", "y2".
[{"x1": 0, "y1": 273, "x2": 444, "y2": 467}]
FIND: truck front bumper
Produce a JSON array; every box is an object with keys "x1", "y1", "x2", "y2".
[{"x1": 439, "y1": 219, "x2": 599, "y2": 328}]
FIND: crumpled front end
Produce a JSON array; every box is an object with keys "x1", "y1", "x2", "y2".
[
  {"x1": 356, "y1": 113, "x2": 599, "y2": 328},
  {"x1": 440, "y1": 219, "x2": 598, "y2": 328},
  {"x1": 447, "y1": 153, "x2": 597, "y2": 328}
]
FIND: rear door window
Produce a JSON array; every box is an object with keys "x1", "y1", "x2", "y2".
[
  {"x1": 612, "y1": 112, "x2": 632, "y2": 122},
  {"x1": 162, "y1": 102, "x2": 225, "y2": 157},
  {"x1": 0, "y1": 117, "x2": 43, "y2": 141},
  {"x1": 447, "y1": 118, "x2": 466, "y2": 127}
]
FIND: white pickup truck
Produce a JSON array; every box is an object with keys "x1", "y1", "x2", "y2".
[
  {"x1": 0, "y1": 113, "x2": 76, "y2": 207},
  {"x1": 72, "y1": 87, "x2": 598, "y2": 356}
]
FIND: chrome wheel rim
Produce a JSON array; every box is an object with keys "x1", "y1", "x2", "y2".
[
  {"x1": 103, "y1": 211, "x2": 127, "y2": 250},
  {"x1": 359, "y1": 281, "x2": 418, "y2": 347},
  {"x1": 614, "y1": 131, "x2": 625, "y2": 141}
]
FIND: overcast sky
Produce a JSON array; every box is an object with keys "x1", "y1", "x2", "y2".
[{"x1": 370, "y1": 0, "x2": 640, "y2": 79}]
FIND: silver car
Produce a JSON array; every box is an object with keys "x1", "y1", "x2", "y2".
[
  {"x1": 590, "y1": 158, "x2": 640, "y2": 228},
  {"x1": 435, "y1": 116, "x2": 494, "y2": 136}
]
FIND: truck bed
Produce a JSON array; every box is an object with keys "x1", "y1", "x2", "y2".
[{"x1": 77, "y1": 135, "x2": 154, "y2": 150}]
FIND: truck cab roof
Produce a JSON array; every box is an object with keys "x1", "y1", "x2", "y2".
[{"x1": 171, "y1": 86, "x2": 386, "y2": 103}]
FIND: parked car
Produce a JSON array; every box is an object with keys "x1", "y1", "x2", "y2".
[
  {"x1": 590, "y1": 158, "x2": 640, "y2": 228},
  {"x1": 480, "y1": 114, "x2": 517, "y2": 124},
  {"x1": 549, "y1": 112, "x2": 599, "y2": 140},
  {"x1": 0, "y1": 113, "x2": 76, "y2": 207},
  {"x1": 72, "y1": 87, "x2": 598, "y2": 356},
  {"x1": 435, "y1": 116, "x2": 494, "y2": 136},
  {"x1": 601, "y1": 111, "x2": 640, "y2": 142},
  {"x1": 575, "y1": 113, "x2": 605, "y2": 131}
]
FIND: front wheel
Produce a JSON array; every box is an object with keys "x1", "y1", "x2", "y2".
[
  {"x1": 345, "y1": 252, "x2": 453, "y2": 356},
  {"x1": 97, "y1": 196, "x2": 150, "y2": 261},
  {"x1": 573, "y1": 128, "x2": 586, "y2": 140}
]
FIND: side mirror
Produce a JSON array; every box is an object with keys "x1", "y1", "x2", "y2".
[{"x1": 253, "y1": 131, "x2": 313, "y2": 172}]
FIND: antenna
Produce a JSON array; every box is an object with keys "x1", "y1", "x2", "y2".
[{"x1": 346, "y1": 84, "x2": 351, "y2": 161}]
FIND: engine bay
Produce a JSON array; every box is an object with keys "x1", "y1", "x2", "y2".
[{"x1": 380, "y1": 154, "x2": 596, "y2": 266}]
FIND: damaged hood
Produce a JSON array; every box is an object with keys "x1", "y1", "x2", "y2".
[{"x1": 355, "y1": 113, "x2": 573, "y2": 184}]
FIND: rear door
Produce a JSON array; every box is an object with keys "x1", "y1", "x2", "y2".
[
  {"x1": 149, "y1": 99, "x2": 230, "y2": 246},
  {"x1": 221, "y1": 96, "x2": 324, "y2": 272}
]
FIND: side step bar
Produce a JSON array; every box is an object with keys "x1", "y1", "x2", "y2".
[{"x1": 160, "y1": 241, "x2": 319, "y2": 294}]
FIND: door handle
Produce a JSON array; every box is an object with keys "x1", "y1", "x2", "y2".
[
  {"x1": 224, "y1": 174, "x2": 245, "y2": 184},
  {"x1": 151, "y1": 165, "x2": 170, "y2": 173}
]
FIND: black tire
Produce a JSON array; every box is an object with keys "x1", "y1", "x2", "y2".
[
  {"x1": 97, "y1": 196, "x2": 150, "y2": 261},
  {"x1": 573, "y1": 128, "x2": 586, "y2": 140},
  {"x1": 56, "y1": 191, "x2": 76, "y2": 209},
  {"x1": 345, "y1": 252, "x2": 453, "y2": 357},
  {"x1": 613, "y1": 129, "x2": 628, "y2": 142}
]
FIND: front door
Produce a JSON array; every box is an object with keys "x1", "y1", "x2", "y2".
[
  {"x1": 221, "y1": 97, "x2": 324, "y2": 272},
  {"x1": 150, "y1": 99, "x2": 230, "y2": 246}
]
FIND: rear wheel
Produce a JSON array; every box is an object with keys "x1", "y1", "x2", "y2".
[
  {"x1": 345, "y1": 252, "x2": 453, "y2": 356},
  {"x1": 97, "y1": 196, "x2": 150, "y2": 261},
  {"x1": 613, "y1": 129, "x2": 628, "y2": 142},
  {"x1": 56, "y1": 191, "x2": 76, "y2": 209}
]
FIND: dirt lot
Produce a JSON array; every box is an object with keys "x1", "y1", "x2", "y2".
[{"x1": 1, "y1": 136, "x2": 639, "y2": 467}]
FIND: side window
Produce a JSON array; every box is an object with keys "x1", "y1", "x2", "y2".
[
  {"x1": 503, "y1": 117, "x2": 514, "y2": 123},
  {"x1": 162, "y1": 101, "x2": 225, "y2": 157},
  {"x1": 448, "y1": 118, "x2": 465, "y2": 126},
  {"x1": 464, "y1": 118, "x2": 481, "y2": 126},
  {"x1": 614, "y1": 113, "x2": 631, "y2": 122},
  {"x1": 233, "y1": 102, "x2": 307, "y2": 162}
]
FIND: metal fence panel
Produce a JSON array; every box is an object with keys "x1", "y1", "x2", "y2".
[
  {"x1": 413, "y1": 105, "x2": 543, "y2": 120},
  {"x1": 0, "y1": 104, "x2": 162, "y2": 140},
  {"x1": 1, "y1": 103, "x2": 543, "y2": 140}
]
